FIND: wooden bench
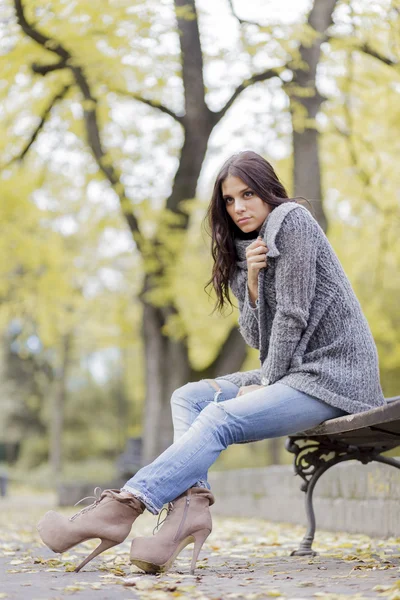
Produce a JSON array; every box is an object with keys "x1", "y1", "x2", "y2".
[{"x1": 286, "y1": 396, "x2": 400, "y2": 555}]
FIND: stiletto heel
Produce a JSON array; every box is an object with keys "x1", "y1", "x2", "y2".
[
  {"x1": 190, "y1": 528, "x2": 211, "y2": 574},
  {"x1": 75, "y1": 538, "x2": 118, "y2": 572},
  {"x1": 130, "y1": 487, "x2": 215, "y2": 574}
]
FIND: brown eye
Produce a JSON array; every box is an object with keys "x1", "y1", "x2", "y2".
[{"x1": 244, "y1": 191, "x2": 254, "y2": 198}]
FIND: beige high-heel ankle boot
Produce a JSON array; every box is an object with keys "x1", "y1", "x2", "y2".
[
  {"x1": 130, "y1": 486, "x2": 215, "y2": 575},
  {"x1": 37, "y1": 488, "x2": 144, "y2": 572}
]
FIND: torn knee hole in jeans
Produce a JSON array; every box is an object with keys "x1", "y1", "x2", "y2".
[
  {"x1": 213, "y1": 389, "x2": 222, "y2": 402},
  {"x1": 202, "y1": 379, "x2": 222, "y2": 402}
]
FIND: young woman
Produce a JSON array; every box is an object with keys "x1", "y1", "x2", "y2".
[{"x1": 37, "y1": 151, "x2": 385, "y2": 575}]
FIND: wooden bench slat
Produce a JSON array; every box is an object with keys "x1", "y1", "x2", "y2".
[{"x1": 294, "y1": 396, "x2": 400, "y2": 437}]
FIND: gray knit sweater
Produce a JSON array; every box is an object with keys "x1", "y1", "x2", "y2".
[{"x1": 216, "y1": 202, "x2": 386, "y2": 414}]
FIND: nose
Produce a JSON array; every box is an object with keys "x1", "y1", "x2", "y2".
[{"x1": 234, "y1": 199, "x2": 246, "y2": 213}]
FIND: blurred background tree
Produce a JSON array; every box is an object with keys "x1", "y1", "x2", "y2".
[{"x1": 0, "y1": 0, "x2": 399, "y2": 484}]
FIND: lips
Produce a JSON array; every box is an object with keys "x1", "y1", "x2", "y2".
[{"x1": 238, "y1": 217, "x2": 251, "y2": 224}]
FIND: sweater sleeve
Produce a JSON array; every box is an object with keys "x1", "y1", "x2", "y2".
[
  {"x1": 215, "y1": 368, "x2": 262, "y2": 388},
  {"x1": 236, "y1": 283, "x2": 260, "y2": 349},
  {"x1": 213, "y1": 271, "x2": 262, "y2": 388},
  {"x1": 261, "y1": 211, "x2": 318, "y2": 384}
]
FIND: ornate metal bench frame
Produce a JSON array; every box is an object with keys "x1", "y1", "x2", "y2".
[{"x1": 286, "y1": 396, "x2": 400, "y2": 555}]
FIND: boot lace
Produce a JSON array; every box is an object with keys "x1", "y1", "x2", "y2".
[
  {"x1": 69, "y1": 486, "x2": 103, "y2": 522},
  {"x1": 152, "y1": 502, "x2": 174, "y2": 535}
]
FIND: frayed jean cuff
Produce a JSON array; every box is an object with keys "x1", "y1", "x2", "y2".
[
  {"x1": 120, "y1": 485, "x2": 160, "y2": 515},
  {"x1": 194, "y1": 479, "x2": 211, "y2": 490}
]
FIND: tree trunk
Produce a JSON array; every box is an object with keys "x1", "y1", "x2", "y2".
[
  {"x1": 141, "y1": 299, "x2": 248, "y2": 463},
  {"x1": 269, "y1": 439, "x2": 281, "y2": 465},
  {"x1": 140, "y1": 0, "x2": 250, "y2": 463},
  {"x1": 269, "y1": 1, "x2": 339, "y2": 464},
  {"x1": 140, "y1": 123, "x2": 248, "y2": 463},
  {"x1": 140, "y1": 132, "x2": 212, "y2": 463},
  {"x1": 50, "y1": 334, "x2": 71, "y2": 479},
  {"x1": 292, "y1": 125, "x2": 325, "y2": 227},
  {"x1": 141, "y1": 302, "x2": 191, "y2": 462},
  {"x1": 290, "y1": 0, "x2": 339, "y2": 233}
]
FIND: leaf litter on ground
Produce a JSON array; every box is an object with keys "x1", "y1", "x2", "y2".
[{"x1": 0, "y1": 493, "x2": 399, "y2": 599}]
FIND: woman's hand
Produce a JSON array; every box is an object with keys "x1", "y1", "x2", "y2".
[
  {"x1": 246, "y1": 237, "x2": 268, "y2": 302},
  {"x1": 236, "y1": 384, "x2": 266, "y2": 397}
]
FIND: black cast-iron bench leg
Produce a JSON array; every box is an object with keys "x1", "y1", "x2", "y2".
[{"x1": 285, "y1": 437, "x2": 400, "y2": 556}]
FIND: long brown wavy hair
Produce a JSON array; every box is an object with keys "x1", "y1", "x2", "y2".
[{"x1": 204, "y1": 150, "x2": 298, "y2": 313}]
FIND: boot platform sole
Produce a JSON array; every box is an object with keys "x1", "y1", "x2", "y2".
[{"x1": 130, "y1": 529, "x2": 210, "y2": 575}]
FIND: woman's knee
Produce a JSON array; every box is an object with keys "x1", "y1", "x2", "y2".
[
  {"x1": 170, "y1": 381, "x2": 206, "y2": 410},
  {"x1": 170, "y1": 379, "x2": 236, "y2": 413}
]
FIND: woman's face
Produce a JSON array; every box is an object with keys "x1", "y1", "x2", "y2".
[{"x1": 222, "y1": 175, "x2": 272, "y2": 233}]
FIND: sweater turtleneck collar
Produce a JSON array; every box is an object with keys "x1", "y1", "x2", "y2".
[{"x1": 234, "y1": 211, "x2": 272, "y2": 270}]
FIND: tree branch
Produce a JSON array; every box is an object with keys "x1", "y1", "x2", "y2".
[
  {"x1": 326, "y1": 36, "x2": 399, "y2": 68},
  {"x1": 212, "y1": 69, "x2": 280, "y2": 124},
  {"x1": 14, "y1": 0, "x2": 70, "y2": 62},
  {"x1": 13, "y1": 0, "x2": 143, "y2": 247},
  {"x1": 359, "y1": 43, "x2": 398, "y2": 67},
  {"x1": 174, "y1": 0, "x2": 211, "y2": 124},
  {"x1": 112, "y1": 89, "x2": 184, "y2": 124},
  {"x1": 32, "y1": 59, "x2": 68, "y2": 75},
  {"x1": 68, "y1": 69, "x2": 142, "y2": 243},
  {"x1": 5, "y1": 84, "x2": 71, "y2": 167},
  {"x1": 227, "y1": 0, "x2": 263, "y2": 26}
]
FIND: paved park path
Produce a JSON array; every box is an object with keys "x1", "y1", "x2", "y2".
[{"x1": 1, "y1": 492, "x2": 399, "y2": 600}]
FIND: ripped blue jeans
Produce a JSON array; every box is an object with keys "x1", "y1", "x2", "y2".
[{"x1": 121, "y1": 379, "x2": 348, "y2": 514}]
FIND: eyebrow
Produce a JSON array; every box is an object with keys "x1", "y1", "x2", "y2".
[{"x1": 222, "y1": 186, "x2": 251, "y2": 199}]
